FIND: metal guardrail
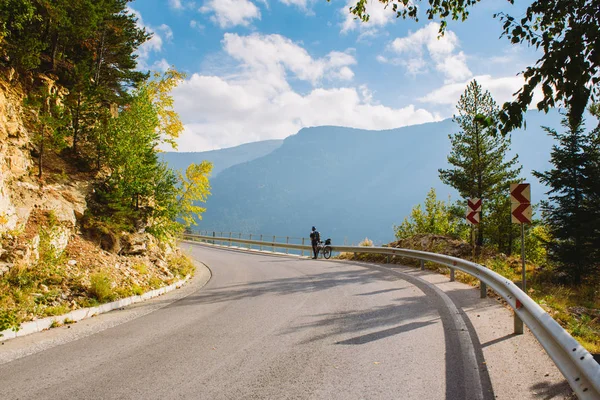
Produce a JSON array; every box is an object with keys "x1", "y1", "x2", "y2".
[{"x1": 181, "y1": 233, "x2": 600, "y2": 399}]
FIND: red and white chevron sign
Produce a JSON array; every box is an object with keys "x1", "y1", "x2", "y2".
[
  {"x1": 466, "y1": 210, "x2": 480, "y2": 225},
  {"x1": 511, "y1": 202, "x2": 532, "y2": 224},
  {"x1": 510, "y1": 183, "x2": 532, "y2": 224},
  {"x1": 510, "y1": 183, "x2": 531, "y2": 204},
  {"x1": 467, "y1": 198, "x2": 482, "y2": 213},
  {"x1": 466, "y1": 198, "x2": 481, "y2": 225}
]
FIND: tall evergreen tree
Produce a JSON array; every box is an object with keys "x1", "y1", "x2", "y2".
[
  {"x1": 583, "y1": 105, "x2": 600, "y2": 265},
  {"x1": 439, "y1": 80, "x2": 522, "y2": 251},
  {"x1": 533, "y1": 112, "x2": 599, "y2": 284}
]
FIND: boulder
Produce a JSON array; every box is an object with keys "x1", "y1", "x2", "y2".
[{"x1": 120, "y1": 233, "x2": 148, "y2": 256}]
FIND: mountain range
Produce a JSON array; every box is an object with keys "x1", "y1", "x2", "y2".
[{"x1": 162, "y1": 110, "x2": 568, "y2": 245}]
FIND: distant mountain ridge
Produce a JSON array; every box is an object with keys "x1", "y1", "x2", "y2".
[
  {"x1": 175, "y1": 110, "x2": 565, "y2": 244},
  {"x1": 160, "y1": 139, "x2": 283, "y2": 177}
]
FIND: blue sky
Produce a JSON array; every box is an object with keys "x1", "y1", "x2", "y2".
[{"x1": 129, "y1": 0, "x2": 541, "y2": 151}]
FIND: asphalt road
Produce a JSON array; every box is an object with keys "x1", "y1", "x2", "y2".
[{"x1": 0, "y1": 244, "x2": 572, "y2": 400}]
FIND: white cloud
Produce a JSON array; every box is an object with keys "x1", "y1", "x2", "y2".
[
  {"x1": 278, "y1": 0, "x2": 309, "y2": 8},
  {"x1": 151, "y1": 59, "x2": 171, "y2": 72},
  {"x1": 169, "y1": 0, "x2": 183, "y2": 9},
  {"x1": 200, "y1": 0, "x2": 261, "y2": 28},
  {"x1": 190, "y1": 19, "x2": 205, "y2": 31},
  {"x1": 340, "y1": 0, "x2": 396, "y2": 36},
  {"x1": 168, "y1": 33, "x2": 439, "y2": 151},
  {"x1": 419, "y1": 74, "x2": 544, "y2": 110},
  {"x1": 387, "y1": 23, "x2": 472, "y2": 83},
  {"x1": 127, "y1": 7, "x2": 170, "y2": 71},
  {"x1": 158, "y1": 24, "x2": 174, "y2": 41},
  {"x1": 333, "y1": 66, "x2": 355, "y2": 81},
  {"x1": 222, "y1": 33, "x2": 357, "y2": 89},
  {"x1": 169, "y1": 0, "x2": 197, "y2": 9}
]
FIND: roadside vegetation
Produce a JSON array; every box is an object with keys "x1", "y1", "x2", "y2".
[
  {"x1": 0, "y1": 210, "x2": 196, "y2": 333},
  {"x1": 342, "y1": 81, "x2": 600, "y2": 354},
  {"x1": 0, "y1": 2, "x2": 207, "y2": 334}
]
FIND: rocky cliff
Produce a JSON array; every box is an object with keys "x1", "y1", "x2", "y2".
[{"x1": 0, "y1": 71, "x2": 192, "y2": 331}]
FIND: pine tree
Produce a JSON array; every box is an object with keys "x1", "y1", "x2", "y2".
[
  {"x1": 533, "y1": 113, "x2": 598, "y2": 284},
  {"x1": 439, "y1": 80, "x2": 522, "y2": 252},
  {"x1": 583, "y1": 105, "x2": 600, "y2": 267}
]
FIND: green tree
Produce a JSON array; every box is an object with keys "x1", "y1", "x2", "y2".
[
  {"x1": 24, "y1": 82, "x2": 70, "y2": 178},
  {"x1": 340, "y1": 0, "x2": 600, "y2": 134},
  {"x1": 438, "y1": 80, "x2": 522, "y2": 251},
  {"x1": 582, "y1": 105, "x2": 600, "y2": 270},
  {"x1": 93, "y1": 69, "x2": 212, "y2": 240},
  {"x1": 533, "y1": 113, "x2": 598, "y2": 284},
  {"x1": 394, "y1": 188, "x2": 466, "y2": 239}
]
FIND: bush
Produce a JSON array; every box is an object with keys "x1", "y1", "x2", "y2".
[
  {"x1": 394, "y1": 188, "x2": 467, "y2": 240},
  {"x1": 168, "y1": 254, "x2": 195, "y2": 278},
  {"x1": 0, "y1": 309, "x2": 19, "y2": 333},
  {"x1": 89, "y1": 272, "x2": 115, "y2": 303},
  {"x1": 358, "y1": 237, "x2": 373, "y2": 247}
]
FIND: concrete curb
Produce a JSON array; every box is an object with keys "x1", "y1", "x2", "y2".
[{"x1": 0, "y1": 274, "x2": 191, "y2": 342}]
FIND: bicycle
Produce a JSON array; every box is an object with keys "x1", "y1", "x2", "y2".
[{"x1": 316, "y1": 238, "x2": 332, "y2": 259}]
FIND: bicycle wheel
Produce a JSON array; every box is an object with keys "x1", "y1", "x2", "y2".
[{"x1": 323, "y1": 247, "x2": 332, "y2": 259}]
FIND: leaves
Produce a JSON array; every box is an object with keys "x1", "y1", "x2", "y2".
[
  {"x1": 533, "y1": 110, "x2": 600, "y2": 284},
  {"x1": 438, "y1": 80, "x2": 522, "y2": 251},
  {"x1": 394, "y1": 188, "x2": 467, "y2": 240},
  {"x1": 342, "y1": 0, "x2": 599, "y2": 135}
]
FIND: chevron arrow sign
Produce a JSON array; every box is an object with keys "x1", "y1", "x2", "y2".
[
  {"x1": 466, "y1": 210, "x2": 480, "y2": 225},
  {"x1": 511, "y1": 202, "x2": 532, "y2": 224},
  {"x1": 510, "y1": 183, "x2": 531, "y2": 204},
  {"x1": 467, "y1": 198, "x2": 482, "y2": 213},
  {"x1": 510, "y1": 183, "x2": 532, "y2": 224}
]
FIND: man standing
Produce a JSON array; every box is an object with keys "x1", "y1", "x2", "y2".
[{"x1": 310, "y1": 226, "x2": 320, "y2": 259}]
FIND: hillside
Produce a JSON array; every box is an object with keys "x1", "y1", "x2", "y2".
[
  {"x1": 0, "y1": 73, "x2": 194, "y2": 334},
  {"x1": 195, "y1": 109, "x2": 564, "y2": 244},
  {"x1": 160, "y1": 140, "x2": 283, "y2": 177}
]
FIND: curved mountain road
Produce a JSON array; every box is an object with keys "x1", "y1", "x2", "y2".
[{"x1": 0, "y1": 244, "x2": 572, "y2": 399}]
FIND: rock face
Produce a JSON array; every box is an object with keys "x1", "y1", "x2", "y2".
[
  {"x1": 0, "y1": 73, "x2": 88, "y2": 275},
  {"x1": 0, "y1": 73, "x2": 31, "y2": 233},
  {"x1": 0, "y1": 72, "x2": 177, "y2": 280}
]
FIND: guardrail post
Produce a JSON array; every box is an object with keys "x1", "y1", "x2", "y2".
[
  {"x1": 301, "y1": 238, "x2": 305, "y2": 256},
  {"x1": 449, "y1": 268, "x2": 455, "y2": 282},
  {"x1": 480, "y1": 281, "x2": 487, "y2": 298},
  {"x1": 212, "y1": 231, "x2": 215, "y2": 245},
  {"x1": 286, "y1": 237, "x2": 289, "y2": 254},
  {"x1": 386, "y1": 255, "x2": 389, "y2": 264},
  {"x1": 272, "y1": 236, "x2": 276, "y2": 252},
  {"x1": 420, "y1": 260, "x2": 425, "y2": 271},
  {"x1": 249, "y1": 234, "x2": 252, "y2": 250},
  {"x1": 260, "y1": 235, "x2": 263, "y2": 251},
  {"x1": 228, "y1": 232, "x2": 232, "y2": 247},
  {"x1": 514, "y1": 312, "x2": 524, "y2": 335}
]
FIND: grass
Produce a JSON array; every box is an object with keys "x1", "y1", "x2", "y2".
[
  {"x1": 1, "y1": 219, "x2": 197, "y2": 334},
  {"x1": 133, "y1": 263, "x2": 148, "y2": 275},
  {"x1": 49, "y1": 320, "x2": 62, "y2": 328},
  {"x1": 89, "y1": 272, "x2": 115, "y2": 303},
  {"x1": 168, "y1": 254, "x2": 196, "y2": 278}
]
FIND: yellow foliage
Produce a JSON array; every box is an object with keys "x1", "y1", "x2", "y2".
[
  {"x1": 178, "y1": 161, "x2": 213, "y2": 227},
  {"x1": 147, "y1": 68, "x2": 186, "y2": 149}
]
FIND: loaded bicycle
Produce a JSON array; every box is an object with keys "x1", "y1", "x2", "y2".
[{"x1": 316, "y1": 238, "x2": 332, "y2": 259}]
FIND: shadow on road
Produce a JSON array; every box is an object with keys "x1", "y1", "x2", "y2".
[
  {"x1": 530, "y1": 381, "x2": 575, "y2": 400},
  {"x1": 335, "y1": 320, "x2": 437, "y2": 345},
  {"x1": 180, "y1": 248, "x2": 498, "y2": 399}
]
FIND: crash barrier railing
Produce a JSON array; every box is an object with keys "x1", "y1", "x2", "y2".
[{"x1": 181, "y1": 232, "x2": 600, "y2": 399}]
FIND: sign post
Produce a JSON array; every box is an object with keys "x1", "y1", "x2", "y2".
[
  {"x1": 510, "y1": 183, "x2": 532, "y2": 292},
  {"x1": 510, "y1": 183, "x2": 531, "y2": 335},
  {"x1": 466, "y1": 198, "x2": 481, "y2": 258}
]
